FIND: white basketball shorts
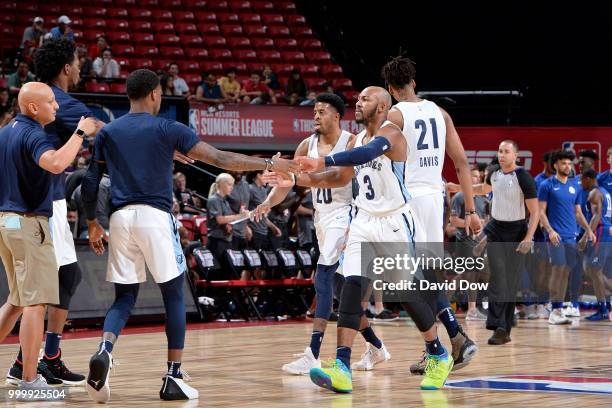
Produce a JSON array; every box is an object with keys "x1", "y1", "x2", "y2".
[
  {"x1": 314, "y1": 205, "x2": 351, "y2": 266},
  {"x1": 49, "y1": 199, "x2": 77, "y2": 267}
]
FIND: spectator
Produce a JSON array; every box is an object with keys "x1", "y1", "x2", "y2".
[
  {"x1": 160, "y1": 74, "x2": 175, "y2": 96},
  {"x1": 89, "y1": 35, "x2": 109, "y2": 60},
  {"x1": 240, "y1": 71, "x2": 276, "y2": 104},
  {"x1": 0, "y1": 87, "x2": 11, "y2": 117},
  {"x1": 225, "y1": 171, "x2": 252, "y2": 250},
  {"x1": 218, "y1": 68, "x2": 241, "y2": 103},
  {"x1": 21, "y1": 16, "x2": 46, "y2": 49},
  {"x1": 268, "y1": 191, "x2": 297, "y2": 250},
  {"x1": 173, "y1": 172, "x2": 201, "y2": 215},
  {"x1": 248, "y1": 170, "x2": 281, "y2": 250},
  {"x1": 192, "y1": 73, "x2": 227, "y2": 106},
  {"x1": 286, "y1": 68, "x2": 307, "y2": 105},
  {"x1": 262, "y1": 64, "x2": 280, "y2": 90},
  {"x1": 49, "y1": 15, "x2": 74, "y2": 41},
  {"x1": 77, "y1": 44, "x2": 94, "y2": 78},
  {"x1": 299, "y1": 90, "x2": 317, "y2": 106},
  {"x1": 93, "y1": 48, "x2": 120, "y2": 79},
  {"x1": 322, "y1": 81, "x2": 347, "y2": 104},
  {"x1": 8, "y1": 61, "x2": 35, "y2": 95},
  {"x1": 168, "y1": 62, "x2": 190, "y2": 97}
]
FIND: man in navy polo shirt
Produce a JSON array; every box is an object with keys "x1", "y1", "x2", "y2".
[
  {"x1": 538, "y1": 150, "x2": 596, "y2": 325},
  {"x1": 0, "y1": 82, "x2": 96, "y2": 394}
]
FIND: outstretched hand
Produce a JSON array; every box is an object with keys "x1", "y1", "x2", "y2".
[
  {"x1": 262, "y1": 171, "x2": 295, "y2": 188},
  {"x1": 270, "y1": 152, "x2": 301, "y2": 175},
  {"x1": 88, "y1": 219, "x2": 108, "y2": 256},
  {"x1": 295, "y1": 156, "x2": 325, "y2": 173}
]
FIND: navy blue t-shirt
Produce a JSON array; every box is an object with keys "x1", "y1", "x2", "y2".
[
  {"x1": 45, "y1": 85, "x2": 93, "y2": 200},
  {"x1": 0, "y1": 115, "x2": 56, "y2": 216},
  {"x1": 538, "y1": 176, "x2": 581, "y2": 239},
  {"x1": 91, "y1": 113, "x2": 200, "y2": 213},
  {"x1": 597, "y1": 170, "x2": 612, "y2": 198}
]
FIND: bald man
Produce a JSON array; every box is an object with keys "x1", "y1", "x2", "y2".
[
  {"x1": 270, "y1": 87, "x2": 453, "y2": 392},
  {"x1": 0, "y1": 82, "x2": 96, "y2": 394}
]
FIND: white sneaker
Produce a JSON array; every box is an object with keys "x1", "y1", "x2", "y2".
[
  {"x1": 351, "y1": 342, "x2": 391, "y2": 371},
  {"x1": 548, "y1": 309, "x2": 571, "y2": 325},
  {"x1": 281, "y1": 347, "x2": 320, "y2": 375},
  {"x1": 536, "y1": 304, "x2": 550, "y2": 319},
  {"x1": 563, "y1": 305, "x2": 581, "y2": 318},
  {"x1": 526, "y1": 304, "x2": 538, "y2": 320},
  {"x1": 160, "y1": 375, "x2": 199, "y2": 400},
  {"x1": 465, "y1": 309, "x2": 487, "y2": 321}
]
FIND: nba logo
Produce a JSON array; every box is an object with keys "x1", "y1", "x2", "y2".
[
  {"x1": 293, "y1": 119, "x2": 300, "y2": 133},
  {"x1": 562, "y1": 141, "x2": 601, "y2": 172},
  {"x1": 189, "y1": 109, "x2": 200, "y2": 134}
]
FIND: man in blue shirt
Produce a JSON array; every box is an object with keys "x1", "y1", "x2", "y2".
[
  {"x1": 538, "y1": 150, "x2": 596, "y2": 325},
  {"x1": 81, "y1": 69, "x2": 299, "y2": 403},
  {"x1": 0, "y1": 82, "x2": 96, "y2": 393},
  {"x1": 49, "y1": 15, "x2": 74, "y2": 41},
  {"x1": 597, "y1": 146, "x2": 612, "y2": 197}
]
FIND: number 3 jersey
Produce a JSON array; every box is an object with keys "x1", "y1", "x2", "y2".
[
  {"x1": 393, "y1": 100, "x2": 446, "y2": 197},
  {"x1": 353, "y1": 121, "x2": 410, "y2": 216}
]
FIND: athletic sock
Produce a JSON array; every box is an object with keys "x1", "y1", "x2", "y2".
[
  {"x1": 336, "y1": 346, "x2": 352, "y2": 369},
  {"x1": 309, "y1": 331, "x2": 324, "y2": 359},
  {"x1": 425, "y1": 337, "x2": 445, "y2": 356},
  {"x1": 99, "y1": 340, "x2": 114, "y2": 353},
  {"x1": 552, "y1": 301, "x2": 563, "y2": 310},
  {"x1": 44, "y1": 332, "x2": 62, "y2": 359},
  {"x1": 360, "y1": 326, "x2": 382, "y2": 349},
  {"x1": 167, "y1": 361, "x2": 182, "y2": 378},
  {"x1": 437, "y1": 307, "x2": 459, "y2": 338}
]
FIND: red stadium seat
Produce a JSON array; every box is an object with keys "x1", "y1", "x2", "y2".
[
  {"x1": 252, "y1": 1, "x2": 273, "y2": 12},
  {"x1": 83, "y1": 7, "x2": 107, "y2": 17},
  {"x1": 85, "y1": 81, "x2": 110, "y2": 93},
  {"x1": 227, "y1": 62, "x2": 248, "y2": 75},
  {"x1": 229, "y1": 1, "x2": 251, "y2": 11},
  {"x1": 140, "y1": 0, "x2": 160, "y2": 6},
  {"x1": 332, "y1": 78, "x2": 353, "y2": 91},
  {"x1": 217, "y1": 12, "x2": 239, "y2": 23},
  {"x1": 210, "y1": 49, "x2": 233, "y2": 61},
  {"x1": 65, "y1": 6, "x2": 83, "y2": 15},
  {"x1": 272, "y1": 63, "x2": 294, "y2": 76},
  {"x1": 220, "y1": 25, "x2": 243, "y2": 37},
  {"x1": 305, "y1": 78, "x2": 326, "y2": 91},
  {"x1": 156, "y1": 34, "x2": 180, "y2": 45},
  {"x1": 258, "y1": 50, "x2": 281, "y2": 63},
  {"x1": 183, "y1": 74, "x2": 202, "y2": 89},
  {"x1": 281, "y1": 51, "x2": 305, "y2": 64},
  {"x1": 131, "y1": 58, "x2": 154, "y2": 69},
  {"x1": 207, "y1": 0, "x2": 229, "y2": 11},
  {"x1": 194, "y1": 12, "x2": 217, "y2": 22},
  {"x1": 107, "y1": 32, "x2": 131, "y2": 44},
  {"x1": 176, "y1": 23, "x2": 198, "y2": 34},
  {"x1": 227, "y1": 37, "x2": 251, "y2": 49},
  {"x1": 299, "y1": 64, "x2": 319, "y2": 78},
  {"x1": 160, "y1": 46, "x2": 184, "y2": 58},
  {"x1": 201, "y1": 62, "x2": 224, "y2": 75},
  {"x1": 152, "y1": 10, "x2": 173, "y2": 21},
  {"x1": 115, "y1": 0, "x2": 137, "y2": 5},
  {"x1": 178, "y1": 61, "x2": 200, "y2": 73},
  {"x1": 131, "y1": 21, "x2": 153, "y2": 32},
  {"x1": 107, "y1": 20, "x2": 130, "y2": 31},
  {"x1": 153, "y1": 59, "x2": 173, "y2": 71},
  {"x1": 160, "y1": 0, "x2": 183, "y2": 7},
  {"x1": 180, "y1": 35, "x2": 204, "y2": 47},
  {"x1": 275, "y1": 2, "x2": 296, "y2": 13},
  {"x1": 204, "y1": 36, "x2": 228, "y2": 48},
  {"x1": 152, "y1": 22, "x2": 175, "y2": 33},
  {"x1": 267, "y1": 26, "x2": 290, "y2": 37},
  {"x1": 84, "y1": 30, "x2": 106, "y2": 42},
  {"x1": 321, "y1": 65, "x2": 343, "y2": 78},
  {"x1": 306, "y1": 51, "x2": 331, "y2": 64},
  {"x1": 239, "y1": 13, "x2": 261, "y2": 24},
  {"x1": 134, "y1": 46, "x2": 159, "y2": 57},
  {"x1": 301, "y1": 39, "x2": 322, "y2": 51},
  {"x1": 174, "y1": 11, "x2": 195, "y2": 22},
  {"x1": 115, "y1": 57, "x2": 131, "y2": 70},
  {"x1": 275, "y1": 38, "x2": 297, "y2": 50},
  {"x1": 233, "y1": 49, "x2": 257, "y2": 61},
  {"x1": 247, "y1": 62, "x2": 264, "y2": 73},
  {"x1": 343, "y1": 90, "x2": 358, "y2": 103},
  {"x1": 184, "y1": 0, "x2": 207, "y2": 9},
  {"x1": 132, "y1": 33, "x2": 155, "y2": 44},
  {"x1": 251, "y1": 37, "x2": 274, "y2": 50},
  {"x1": 285, "y1": 15, "x2": 306, "y2": 27},
  {"x1": 72, "y1": 30, "x2": 84, "y2": 41},
  {"x1": 185, "y1": 48, "x2": 209, "y2": 59},
  {"x1": 198, "y1": 23, "x2": 220, "y2": 35},
  {"x1": 129, "y1": 9, "x2": 153, "y2": 19},
  {"x1": 0, "y1": 77, "x2": 7, "y2": 89},
  {"x1": 244, "y1": 25, "x2": 267, "y2": 37},
  {"x1": 107, "y1": 8, "x2": 128, "y2": 18},
  {"x1": 291, "y1": 27, "x2": 313, "y2": 38},
  {"x1": 261, "y1": 14, "x2": 284, "y2": 26},
  {"x1": 114, "y1": 44, "x2": 135, "y2": 56},
  {"x1": 39, "y1": 4, "x2": 60, "y2": 14},
  {"x1": 84, "y1": 18, "x2": 106, "y2": 29}
]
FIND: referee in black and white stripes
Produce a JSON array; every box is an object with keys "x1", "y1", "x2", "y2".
[{"x1": 475, "y1": 140, "x2": 540, "y2": 345}]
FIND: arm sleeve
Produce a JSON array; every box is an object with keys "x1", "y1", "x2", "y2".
[
  {"x1": 26, "y1": 129, "x2": 56, "y2": 164},
  {"x1": 516, "y1": 169, "x2": 537, "y2": 199},
  {"x1": 324, "y1": 136, "x2": 391, "y2": 167},
  {"x1": 450, "y1": 193, "x2": 464, "y2": 217},
  {"x1": 96, "y1": 177, "x2": 111, "y2": 228},
  {"x1": 537, "y1": 180, "x2": 550, "y2": 202},
  {"x1": 167, "y1": 120, "x2": 200, "y2": 154},
  {"x1": 81, "y1": 132, "x2": 107, "y2": 220}
]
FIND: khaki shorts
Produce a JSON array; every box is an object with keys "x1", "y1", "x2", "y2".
[{"x1": 0, "y1": 212, "x2": 59, "y2": 307}]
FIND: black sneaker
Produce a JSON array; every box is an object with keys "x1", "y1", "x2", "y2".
[
  {"x1": 43, "y1": 350, "x2": 86, "y2": 386},
  {"x1": 86, "y1": 349, "x2": 113, "y2": 404},
  {"x1": 451, "y1": 325, "x2": 478, "y2": 371},
  {"x1": 487, "y1": 328, "x2": 511, "y2": 345},
  {"x1": 409, "y1": 351, "x2": 427, "y2": 375},
  {"x1": 160, "y1": 375, "x2": 199, "y2": 400},
  {"x1": 6, "y1": 360, "x2": 63, "y2": 386},
  {"x1": 374, "y1": 309, "x2": 399, "y2": 321}
]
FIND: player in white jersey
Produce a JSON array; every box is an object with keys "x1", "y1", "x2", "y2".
[
  {"x1": 381, "y1": 55, "x2": 482, "y2": 374},
  {"x1": 292, "y1": 87, "x2": 454, "y2": 392},
  {"x1": 254, "y1": 94, "x2": 390, "y2": 375}
]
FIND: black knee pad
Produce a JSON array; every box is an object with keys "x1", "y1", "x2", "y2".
[
  {"x1": 333, "y1": 272, "x2": 345, "y2": 300},
  {"x1": 338, "y1": 276, "x2": 369, "y2": 330},
  {"x1": 57, "y1": 263, "x2": 82, "y2": 310}
]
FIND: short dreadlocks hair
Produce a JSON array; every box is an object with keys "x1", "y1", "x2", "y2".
[
  {"x1": 34, "y1": 38, "x2": 76, "y2": 84},
  {"x1": 381, "y1": 54, "x2": 416, "y2": 89}
]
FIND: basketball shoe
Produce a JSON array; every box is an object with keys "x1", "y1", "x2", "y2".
[
  {"x1": 310, "y1": 359, "x2": 352, "y2": 393},
  {"x1": 282, "y1": 347, "x2": 321, "y2": 375},
  {"x1": 420, "y1": 352, "x2": 454, "y2": 390},
  {"x1": 160, "y1": 373, "x2": 199, "y2": 400},
  {"x1": 86, "y1": 348, "x2": 113, "y2": 403},
  {"x1": 351, "y1": 342, "x2": 390, "y2": 371}
]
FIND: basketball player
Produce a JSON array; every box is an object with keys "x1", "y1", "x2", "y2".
[
  {"x1": 578, "y1": 169, "x2": 612, "y2": 320},
  {"x1": 81, "y1": 69, "x2": 299, "y2": 402},
  {"x1": 597, "y1": 147, "x2": 612, "y2": 197},
  {"x1": 254, "y1": 93, "x2": 390, "y2": 375},
  {"x1": 380, "y1": 56, "x2": 479, "y2": 373},
  {"x1": 538, "y1": 150, "x2": 596, "y2": 325},
  {"x1": 6, "y1": 38, "x2": 104, "y2": 387},
  {"x1": 296, "y1": 87, "x2": 453, "y2": 392}
]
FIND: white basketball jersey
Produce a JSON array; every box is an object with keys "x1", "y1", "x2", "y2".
[
  {"x1": 393, "y1": 100, "x2": 446, "y2": 197},
  {"x1": 353, "y1": 121, "x2": 409, "y2": 216},
  {"x1": 307, "y1": 130, "x2": 353, "y2": 212}
]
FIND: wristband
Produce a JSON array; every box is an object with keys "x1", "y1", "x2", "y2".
[
  {"x1": 465, "y1": 210, "x2": 477, "y2": 215},
  {"x1": 75, "y1": 128, "x2": 87, "y2": 139}
]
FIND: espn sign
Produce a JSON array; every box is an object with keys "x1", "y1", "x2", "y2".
[{"x1": 465, "y1": 150, "x2": 533, "y2": 170}]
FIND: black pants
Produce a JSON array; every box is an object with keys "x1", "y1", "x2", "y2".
[
  {"x1": 207, "y1": 237, "x2": 232, "y2": 279},
  {"x1": 485, "y1": 219, "x2": 528, "y2": 334},
  {"x1": 232, "y1": 236, "x2": 248, "y2": 251},
  {"x1": 250, "y1": 232, "x2": 270, "y2": 250}
]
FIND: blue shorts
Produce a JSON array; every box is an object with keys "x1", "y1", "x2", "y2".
[
  {"x1": 587, "y1": 226, "x2": 612, "y2": 270},
  {"x1": 548, "y1": 237, "x2": 577, "y2": 267}
]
